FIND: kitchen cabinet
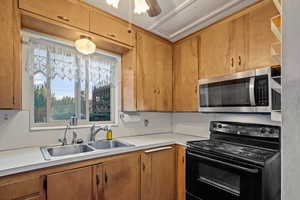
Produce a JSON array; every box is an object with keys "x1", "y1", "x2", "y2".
[
  {"x1": 136, "y1": 32, "x2": 173, "y2": 111},
  {"x1": 173, "y1": 37, "x2": 199, "y2": 112},
  {"x1": 199, "y1": 21, "x2": 231, "y2": 79},
  {"x1": 19, "y1": 0, "x2": 90, "y2": 31},
  {"x1": 176, "y1": 145, "x2": 186, "y2": 200},
  {"x1": 90, "y1": 10, "x2": 135, "y2": 47},
  {"x1": 0, "y1": 0, "x2": 21, "y2": 109},
  {"x1": 101, "y1": 155, "x2": 140, "y2": 200},
  {"x1": 0, "y1": 176, "x2": 44, "y2": 200},
  {"x1": 122, "y1": 48, "x2": 137, "y2": 111},
  {"x1": 141, "y1": 146, "x2": 176, "y2": 200},
  {"x1": 229, "y1": 15, "x2": 249, "y2": 72},
  {"x1": 47, "y1": 166, "x2": 93, "y2": 200},
  {"x1": 247, "y1": 1, "x2": 280, "y2": 69}
]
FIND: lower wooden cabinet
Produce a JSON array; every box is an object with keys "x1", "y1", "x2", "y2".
[
  {"x1": 100, "y1": 155, "x2": 140, "y2": 200},
  {"x1": 0, "y1": 176, "x2": 44, "y2": 200},
  {"x1": 0, "y1": 146, "x2": 185, "y2": 200},
  {"x1": 47, "y1": 166, "x2": 93, "y2": 200},
  {"x1": 141, "y1": 146, "x2": 176, "y2": 200}
]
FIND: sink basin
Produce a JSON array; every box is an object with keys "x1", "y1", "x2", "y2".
[
  {"x1": 41, "y1": 144, "x2": 94, "y2": 160},
  {"x1": 88, "y1": 140, "x2": 134, "y2": 150}
]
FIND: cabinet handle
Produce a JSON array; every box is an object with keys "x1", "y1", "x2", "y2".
[
  {"x1": 238, "y1": 56, "x2": 242, "y2": 66},
  {"x1": 142, "y1": 163, "x2": 146, "y2": 171},
  {"x1": 107, "y1": 33, "x2": 116, "y2": 38},
  {"x1": 231, "y1": 58, "x2": 234, "y2": 68},
  {"x1": 144, "y1": 146, "x2": 173, "y2": 153},
  {"x1": 96, "y1": 175, "x2": 100, "y2": 185},
  {"x1": 104, "y1": 172, "x2": 108, "y2": 184},
  {"x1": 157, "y1": 88, "x2": 160, "y2": 94},
  {"x1": 57, "y1": 15, "x2": 70, "y2": 22},
  {"x1": 195, "y1": 86, "x2": 198, "y2": 94}
]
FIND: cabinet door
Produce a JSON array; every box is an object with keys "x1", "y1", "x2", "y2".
[
  {"x1": 0, "y1": 177, "x2": 44, "y2": 200},
  {"x1": 90, "y1": 10, "x2": 134, "y2": 46},
  {"x1": 141, "y1": 146, "x2": 176, "y2": 200},
  {"x1": 0, "y1": 0, "x2": 15, "y2": 109},
  {"x1": 176, "y1": 145, "x2": 186, "y2": 200},
  {"x1": 199, "y1": 22, "x2": 231, "y2": 78},
  {"x1": 136, "y1": 32, "x2": 159, "y2": 111},
  {"x1": 122, "y1": 47, "x2": 137, "y2": 111},
  {"x1": 19, "y1": 0, "x2": 90, "y2": 30},
  {"x1": 230, "y1": 15, "x2": 249, "y2": 72},
  {"x1": 173, "y1": 37, "x2": 199, "y2": 112},
  {"x1": 247, "y1": 1, "x2": 280, "y2": 69},
  {"x1": 155, "y1": 38, "x2": 173, "y2": 112},
  {"x1": 103, "y1": 155, "x2": 139, "y2": 200},
  {"x1": 47, "y1": 167, "x2": 93, "y2": 200}
]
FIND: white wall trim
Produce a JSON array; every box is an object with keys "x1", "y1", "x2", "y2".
[
  {"x1": 148, "y1": 0, "x2": 197, "y2": 30},
  {"x1": 169, "y1": 0, "x2": 244, "y2": 39}
]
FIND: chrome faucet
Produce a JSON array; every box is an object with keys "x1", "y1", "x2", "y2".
[
  {"x1": 59, "y1": 116, "x2": 78, "y2": 146},
  {"x1": 90, "y1": 124, "x2": 109, "y2": 142}
]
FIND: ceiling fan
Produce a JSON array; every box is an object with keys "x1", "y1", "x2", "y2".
[{"x1": 106, "y1": 0, "x2": 162, "y2": 17}]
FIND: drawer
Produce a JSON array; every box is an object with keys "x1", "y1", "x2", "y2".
[
  {"x1": 90, "y1": 10, "x2": 135, "y2": 46},
  {"x1": 0, "y1": 177, "x2": 42, "y2": 200},
  {"x1": 19, "y1": 0, "x2": 90, "y2": 30}
]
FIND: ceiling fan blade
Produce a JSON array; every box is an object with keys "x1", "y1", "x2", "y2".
[{"x1": 145, "y1": 0, "x2": 162, "y2": 17}]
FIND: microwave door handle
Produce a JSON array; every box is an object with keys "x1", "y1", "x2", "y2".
[
  {"x1": 249, "y1": 77, "x2": 256, "y2": 106},
  {"x1": 187, "y1": 152, "x2": 259, "y2": 174}
]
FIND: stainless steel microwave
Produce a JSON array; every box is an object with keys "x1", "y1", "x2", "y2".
[{"x1": 198, "y1": 67, "x2": 279, "y2": 113}]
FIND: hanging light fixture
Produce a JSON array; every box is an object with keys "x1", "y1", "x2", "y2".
[
  {"x1": 106, "y1": 0, "x2": 120, "y2": 8},
  {"x1": 75, "y1": 36, "x2": 96, "y2": 55},
  {"x1": 134, "y1": 0, "x2": 150, "y2": 14}
]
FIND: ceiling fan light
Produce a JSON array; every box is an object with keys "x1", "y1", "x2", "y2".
[
  {"x1": 134, "y1": 0, "x2": 150, "y2": 15},
  {"x1": 75, "y1": 36, "x2": 96, "y2": 55},
  {"x1": 106, "y1": 0, "x2": 120, "y2": 8}
]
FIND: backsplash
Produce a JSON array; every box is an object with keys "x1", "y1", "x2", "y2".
[
  {"x1": 173, "y1": 113, "x2": 281, "y2": 138},
  {"x1": 0, "y1": 111, "x2": 172, "y2": 151}
]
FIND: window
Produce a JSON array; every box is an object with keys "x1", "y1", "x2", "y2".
[{"x1": 23, "y1": 33, "x2": 119, "y2": 128}]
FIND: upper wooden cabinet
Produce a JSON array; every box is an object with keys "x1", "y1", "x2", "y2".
[
  {"x1": 90, "y1": 10, "x2": 135, "y2": 46},
  {"x1": 173, "y1": 37, "x2": 199, "y2": 112},
  {"x1": 141, "y1": 146, "x2": 176, "y2": 200},
  {"x1": 199, "y1": 21, "x2": 231, "y2": 79},
  {"x1": 47, "y1": 166, "x2": 93, "y2": 200},
  {"x1": 199, "y1": 0, "x2": 280, "y2": 79},
  {"x1": 19, "y1": 0, "x2": 90, "y2": 30},
  {"x1": 136, "y1": 32, "x2": 173, "y2": 112},
  {"x1": 247, "y1": 1, "x2": 280, "y2": 69},
  {"x1": 0, "y1": 0, "x2": 21, "y2": 109}
]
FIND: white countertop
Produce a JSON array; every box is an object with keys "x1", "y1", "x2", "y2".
[{"x1": 0, "y1": 133, "x2": 206, "y2": 177}]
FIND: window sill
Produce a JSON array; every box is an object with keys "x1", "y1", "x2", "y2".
[{"x1": 30, "y1": 123, "x2": 118, "y2": 132}]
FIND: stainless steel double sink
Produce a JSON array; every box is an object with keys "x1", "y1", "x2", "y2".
[{"x1": 41, "y1": 140, "x2": 134, "y2": 160}]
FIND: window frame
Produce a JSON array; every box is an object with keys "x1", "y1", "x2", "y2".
[{"x1": 22, "y1": 31, "x2": 121, "y2": 131}]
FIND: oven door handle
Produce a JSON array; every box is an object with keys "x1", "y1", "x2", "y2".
[{"x1": 187, "y1": 152, "x2": 259, "y2": 174}]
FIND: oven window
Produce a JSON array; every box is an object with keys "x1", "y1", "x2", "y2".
[
  {"x1": 197, "y1": 162, "x2": 241, "y2": 195},
  {"x1": 200, "y1": 78, "x2": 251, "y2": 107}
]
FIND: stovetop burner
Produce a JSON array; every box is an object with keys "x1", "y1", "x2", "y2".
[{"x1": 189, "y1": 140, "x2": 277, "y2": 163}]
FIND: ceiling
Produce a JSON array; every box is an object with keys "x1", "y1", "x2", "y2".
[{"x1": 84, "y1": 0, "x2": 259, "y2": 42}]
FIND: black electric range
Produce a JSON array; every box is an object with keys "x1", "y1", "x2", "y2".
[{"x1": 186, "y1": 121, "x2": 281, "y2": 200}]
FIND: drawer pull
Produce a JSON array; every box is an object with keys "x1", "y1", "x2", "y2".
[
  {"x1": 57, "y1": 15, "x2": 70, "y2": 22},
  {"x1": 107, "y1": 34, "x2": 116, "y2": 38},
  {"x1": 144, "y1": 146, "x2": 173, "y2": 153}
]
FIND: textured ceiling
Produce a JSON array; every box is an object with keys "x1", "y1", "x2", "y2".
[{"x1": 84, "y1": 0, "x2": 259, "y2": 42}]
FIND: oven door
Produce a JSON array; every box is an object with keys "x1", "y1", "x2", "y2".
[{"x1": 186, "y1": 150, "x2": 262, "y2": 200}]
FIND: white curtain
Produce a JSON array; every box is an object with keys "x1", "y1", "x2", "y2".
[{"x1": 24, "y1": 37, "x2": 117, "y2": 87}]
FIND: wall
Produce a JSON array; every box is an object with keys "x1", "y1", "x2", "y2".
[
  {"x1": 282, "y1": 0, "x2": 300, "y2": 199},
  {"x1": 0, "y1": 111, "x2": 172, "y2": 151},
  {"x1": 173, "y1": 113, "x2": 280, "y2": 138}
]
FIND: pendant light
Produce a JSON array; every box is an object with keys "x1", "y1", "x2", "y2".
[
  {"x1": 75, "y1": 36, "x2": 96, "y2": 55},
  {"x1": 106, "y1": 0, "x2": 120, "y2": 8},
  {"x1": 134, "y1": 0, "x2": 150, "y2": 14}
]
